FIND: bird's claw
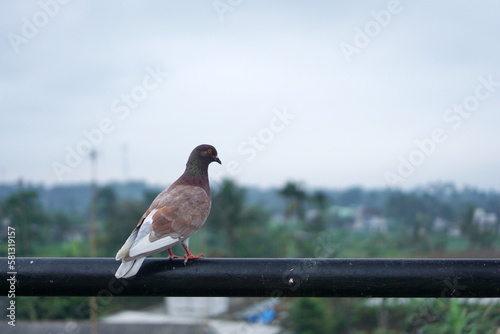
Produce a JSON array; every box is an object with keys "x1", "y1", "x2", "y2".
[
  {"x1": 167, "y1": 249, "x2": 183, "y2": 261},
  {"x1": 183, "y1": 253, "x2": 204, "y2": 265}
]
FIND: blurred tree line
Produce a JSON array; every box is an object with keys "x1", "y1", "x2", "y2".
[
  {"x1": 287, "y1": 297, "x2": 500, "y2": 333},
  {"x1": 1, "y1": 180, "x2": 500, "y2": 331}
]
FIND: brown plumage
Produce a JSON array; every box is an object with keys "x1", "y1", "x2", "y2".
[{"x1": 115, "y1": 144, "x2": 221, "y2": 278}]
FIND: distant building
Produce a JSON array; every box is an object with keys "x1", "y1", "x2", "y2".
[
  {"x1": 473, "y1": 208, "x2": 498, "y2": 232},
  {"x1": 353, "y1": 206, "x2": 388, "y2": 233},
  {"x1": 432, "y1": 217, "x2": 461, "y2": 237},
  {"x1": 99, "y1": 298, "x2": 282, "y2": 334},
  {"x1": 165, "y1": 297, "x2": 229, "y2": 317},
  {"x1": 327, "y1": 205, "x2": 356, "y2": 220},
  {"x1": 323, "y1": 205, "x2": 356, "y2": 229},
  {"x1": 433, "y1": 217, "x2": 450, "y2": 232}
]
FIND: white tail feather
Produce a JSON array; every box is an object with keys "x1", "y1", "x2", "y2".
[
  {"x1": 115, "y1": 257, "x2": 146, "y2": 279},
  {"x1": 116, "y1": 229, "x2": 138, "y2": 260},
  {"x1": 128, "y1": 235, "x2": 179, "y2": 258}
]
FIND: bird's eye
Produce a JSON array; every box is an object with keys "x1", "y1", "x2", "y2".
[{"x1": 207, "y1": 148, "x2": 213, "y2": 154}]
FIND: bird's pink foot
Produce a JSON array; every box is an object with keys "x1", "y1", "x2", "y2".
[
  {"x1": 167, "y1": 248, "x2": 183, "y2": 261},
  {"x1": 183, "y1": 253, "x2": 204, "y2": 264},
  {"x1": 182, "y1": 244, "x2": 204, "y2": 264}
]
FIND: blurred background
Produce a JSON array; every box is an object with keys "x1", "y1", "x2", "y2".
[{"x1": 1, "y1": 1, "x2": 500, "y2": 333}]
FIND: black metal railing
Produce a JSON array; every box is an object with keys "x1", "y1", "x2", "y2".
[{"x1": 1, "y1": 258, "x2": 499, "y2": 298}]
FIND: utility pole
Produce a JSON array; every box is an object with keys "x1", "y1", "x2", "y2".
[
  {"x1": 90, "y1": 149, "x2": 98, "y2": 257},
  {"x1": 89, "y1": 149, "x2": 98, "y2": 334}
]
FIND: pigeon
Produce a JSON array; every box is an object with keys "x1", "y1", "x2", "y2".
[{"x1": 115, "y1": 144, "x2": 221, "y2": 279}]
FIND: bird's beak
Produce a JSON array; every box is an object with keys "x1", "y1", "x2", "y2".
[{"x1": 214, "y1": 156, "x2": 222, "y2": 164}]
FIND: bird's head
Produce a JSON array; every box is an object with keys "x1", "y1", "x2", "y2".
[{"x1": 191, "y1": 144, "x2": 222, "y2": 166}]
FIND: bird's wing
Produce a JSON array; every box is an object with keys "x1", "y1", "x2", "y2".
[
  {"x1": 115, "y1": 187, "x2": 177, "y2": 260},
  {"x1": 127, "y1": 185, "x2": 211, "y2": 258},
  {"x1": 154, "y1": 185, "x2": 212, "y2": 236}
]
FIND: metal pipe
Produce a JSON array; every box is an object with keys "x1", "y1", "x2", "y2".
[{"x1": 2, "y1": 258, "x2": 499, "y2": 297}]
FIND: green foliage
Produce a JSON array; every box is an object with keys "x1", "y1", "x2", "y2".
[
  {"x1": 206, "y1": 178, "x2": 246, "y2": 254},
  {"x1": 337, "y1": 187, "x2": 364, "y2": 206},
  {"x1": 420, "y1": 299, "x2": 500, "y2": 334},
  {"x1": 287, "y1": 298, "x2": 383, "y2": 334},
  {"x1": 34, "y1": 240, "x2": 90, "y2": 257},
  {"x1": 98, "y1": 187, "x2": 149, "y2": 256},
  {"x1": 459, "y1": 204, "x2": 498, "y2": 250},
  {"x1": 402, "y1": 299, "x2": 500, "y2": 334},
  {"x1": 16, "y1": 297, "x2": 90, "y2": 320},
  {"x1": 278, "y1": 181, "x2": 308, "y2": 221},
  {"x1": 287, "y1": 297, "x2": 500, "y2": 334},
  {"x1": 1, "y1": 190, "x2": 49, "y2": 255},
  {"x1": 49, "y1": 211, "x2": 85, "y2": 242},
  {"x1": 206, "y1": 178, "x2": 272, "y2": 256},
  {"x1": 2, "y1": 181, "x2": 500, "y2": 327},
  {"x1": 289, "y1": 298, "x2": 330, "y2": 334},
  {"x1": 385, "y1": 191, "x2": 454, "y2": 228},
  {"x1": 307, "y1": 190, "x2": 330, "y2": 232}
]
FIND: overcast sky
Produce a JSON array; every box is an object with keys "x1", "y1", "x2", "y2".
[{"x1": 1, "y1": 1, "x2": 499, "y2": 191}]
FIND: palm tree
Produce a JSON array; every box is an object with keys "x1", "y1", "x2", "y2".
[
  {"x1": 278, "y1": 181, "x2": 307, "y2": 221},
  {"x1": 208, "y1": 179, "x2": 246, "y2": 254},
  {"x1": 308, "y1": 190, "x2": 329, "y2": 231}
]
